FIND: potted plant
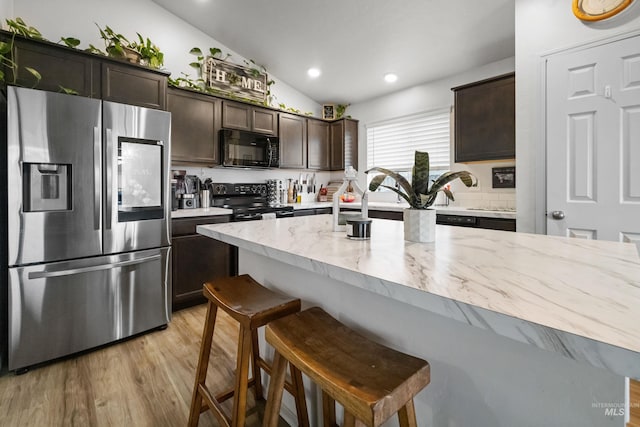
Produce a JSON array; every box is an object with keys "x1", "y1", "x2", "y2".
[
  {"x1": 366, "y1": 151, "x2": 477, "y2": 242},
  {"x1": 96, "y1": 24, "x2": 140, "y2": 63},
  {"x1": 130, "y1": 33, "x2": 164, "y2": 68}
]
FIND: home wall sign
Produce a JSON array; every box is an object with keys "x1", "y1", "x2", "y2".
[{"x1": 202, "y1": 57, "x2": 267, "y2": 103}]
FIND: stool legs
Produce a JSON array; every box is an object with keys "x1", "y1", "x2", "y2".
[
  {"x1": 231, "y1": 325, "x2": 253, "y2": 427},
  {"x1": 188, "y1": 302, "x2": 219, "y2": 427},
  {"x1": 290, "y1": 364, "x2": 309, "y2": 427},
  {"x1": 263, "y1": 351, "x2": 288, "y2": 427},
  {"x1": 322, "y1": 392, "x2": 337, "y2": 427},
  {"x1": 397, "y1": 400, "x2": 418, "y2": 427},
  {"x1": 251, "y1": 329, "x2": 264, "y2": 400}
]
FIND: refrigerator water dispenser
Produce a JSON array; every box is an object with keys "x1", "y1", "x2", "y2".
[{"x1": 23, "y1": 163, "x2": 71, "y2": 212}]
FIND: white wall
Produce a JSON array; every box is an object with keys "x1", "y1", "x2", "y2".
[
  {"x1": 349, "y1": 57, "x2": 516, "y2": 209},
  {"x1": 0, "y1": 0, "x2": 12, "y2": 23},
  {"x1": 6, "y1": 0, "x2": 321, "y2": 116},
  {"x1": 515, "y1": 1, "x2": 640, "y2": 233}
]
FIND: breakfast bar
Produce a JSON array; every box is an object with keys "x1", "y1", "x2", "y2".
[{"x1": 198, "y1": 215, "x2": 640, "y2": 426}]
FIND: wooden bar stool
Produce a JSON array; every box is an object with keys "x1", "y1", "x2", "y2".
[
  {"x1": 262, "y1": 307, "x2": 431, "y2": 427},
  {"x1": 188, "y1": 274, "x2": 309, "y2": 427}
]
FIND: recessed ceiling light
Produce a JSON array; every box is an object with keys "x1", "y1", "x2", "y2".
[
  {"x1": 384, "y1": 73, "x2": 398, "y2": 83},
  {"x1": 307, "y1": 68, "x2": 321, "y2": 78}
]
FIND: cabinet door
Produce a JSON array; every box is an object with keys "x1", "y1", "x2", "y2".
[
  {"x1": 308, "y1": 119, "x2": 330, "y2": 170},
  {"x1": 222, "y1": 101, "x2": 251, "y2": 131},
  {"x1": 168, "y1": 88, "x2": 221, "y2": 165},
  {"x1": 10, "y1": 37, "x2": 99, "y2": 97},
  {"x1": 253, "y1": 108, "x2": 278, "y2": 135},
  {"x1": 476, "y1": 217, "x2": 516, "y2": 232},
  {"x1": 102, "y1": 62, "x2": 167, "y2": 110},
  {"x1": 453, "y1": 73, "x2": 515, "y2": 162},
  {"x1": 172, "y1": 234, "x2": 235, "y2": 310},
  {"x1": 279, "y1": 113, "x2": 307, "y2": 168},
  {"x1": 330, "y1": 120, "x2": 345, "y2": 170},
  {"x1": 344, "y1": 119, "x2": 358, "y2": 170}
]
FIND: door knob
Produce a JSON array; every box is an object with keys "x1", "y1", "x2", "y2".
[{"x1": 550, "y1": 210, "x2": 565, "y2": 220}]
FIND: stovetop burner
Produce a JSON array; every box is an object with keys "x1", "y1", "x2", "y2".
[{"x1": 209, "y1": 182, "x2": 293, "y2": 221}]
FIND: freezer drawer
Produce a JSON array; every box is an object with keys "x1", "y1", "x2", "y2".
[{"x1": 8, "y1": 247, "x2": 171, "y2": 371}]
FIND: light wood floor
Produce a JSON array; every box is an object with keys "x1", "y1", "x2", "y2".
[{"x1": 0, "y1": 304, "x2": 272, "y2": 427}]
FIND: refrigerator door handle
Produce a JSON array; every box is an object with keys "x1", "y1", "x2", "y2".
[
  {"x1": 93, "y1": 126, "x2": 101, "y2": 230},
  {"x1": 105, "y1": 127, "x2": 113, "y2": 230},
  {"x1": 27, "y1": 254, "x2": 161, "y2": 279}
]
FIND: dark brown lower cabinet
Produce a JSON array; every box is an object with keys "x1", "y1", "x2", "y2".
[
  {"x1": 342, "y1": 208, "x2": 403, "y2": 221},
  {"x1": 171, "y1": 216, "x2": 237, "y2": 311},
  {"x1": 475, "y1": 217, "x2": 516, "y2": 232}
]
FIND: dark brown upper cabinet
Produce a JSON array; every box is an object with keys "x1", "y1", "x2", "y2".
[
  {"x1": 278, "y1": 113, "x2": 307, "y2": 169},
  {"x1": 101, "y1": 62, "x2": 167, "y2": 110},
  {"x1": 452, "y1": 73, "x2": 515, "y2": 162},
  {"x1": 9, "y1": 34, "x2": 99, "y2": 97},
  {"x1": 222, "y1": 100, "x2": 278, "y2": 135},
  {"x1": 307, "y1": 118, "x2": 331, "y2": 170},
  {"x1": 1, "y1": 30, "x2": 168, "y2": 110},
  {"x1": 168, "y1": 87, "x2": 221, "y2": 166},
  {"x1": 329, "y1": 118, "x2": 358, "y2": 170},
  {"x1": 330, "y1": 120, "x2": 345, "y2": 170}
]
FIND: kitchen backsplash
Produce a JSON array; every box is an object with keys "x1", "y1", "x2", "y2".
[
  {"x1": 176, "y1": 165, "x2": 515, "y2": 211},
  {"x1": 176, "y1": 166, "x2": 339, "y2": 190},
  {"x1": 365, "y1": 160, "x2": 516, "y2": 211}
]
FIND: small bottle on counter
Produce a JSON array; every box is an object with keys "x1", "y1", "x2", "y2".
[{"x1": 287, "y1": 182, "x2": 294, "y2": 203}]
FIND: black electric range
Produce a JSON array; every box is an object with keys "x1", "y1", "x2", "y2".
[{"x1": 208, "y1": 182, "x2": 294, "y2": 221}]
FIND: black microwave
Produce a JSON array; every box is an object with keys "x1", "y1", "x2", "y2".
[{"x1": 220, "y1": 129, "x2": 280, "y2": 168}]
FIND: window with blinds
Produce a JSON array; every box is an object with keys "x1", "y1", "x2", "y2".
[{"x1": 366, "y1": 108, "x2": 451, "y2": 173}]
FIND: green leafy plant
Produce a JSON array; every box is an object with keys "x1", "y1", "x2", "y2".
[
  {"x1": 6, "y1": 17, "x2": 44, "y2": 40},
  {"x1": 366, "y1": 151, "x2": 477, "y2": 209},
  {"x1": 130, "y1": 33, "x2": 164, "y2": 68},
  {"x1": 335, "y1": 104, "x2": 350, "y2": 119},
  {"x1": 1, "y1": 19, "x2": 42, "y2": 86},
  {"x1": 59, "y1": 36, "x2": 81, "y2": 48},
  {"x1": 96, "y1": 24, "x2": 137, "y2": 61},
  {"x1": 0, "y1": 40, "x2": 13, "y2": 83},
  {"x1": 168, "y1": 72, "x2": 202, "y2": 90},
  {"x1": 189, "y1": 46, "x2": 229, "y2": 70},
  {"x1": 58, "y1": 85, "x2": 79, "y2": 95}
]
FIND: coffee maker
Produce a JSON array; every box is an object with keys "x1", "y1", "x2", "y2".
[{"x1": 172, "y1": 170, "x2": 201, "y2": 209}]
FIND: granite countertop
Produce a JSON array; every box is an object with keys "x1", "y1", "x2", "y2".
[
  {"x1": 171, "y1": 207, "x2": 233, "y2": 219},
  {"x1": 198, "y1": 215, "x2": 640, "y2": 378}
]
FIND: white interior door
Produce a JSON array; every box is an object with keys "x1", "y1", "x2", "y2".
[{"x1": 546, "y1": 34, "x2": 640, "y2": 244}]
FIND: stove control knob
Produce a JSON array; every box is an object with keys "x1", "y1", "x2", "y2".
[
  {"x1": 214, "y1": 184, "x2": 226, "y2": 195},
  {"x1": 260, "y1": 185, "x2": 267, "y2": 194},
  {"x1": 251, "y1": 185, "x2": 258, "y2": 193}
]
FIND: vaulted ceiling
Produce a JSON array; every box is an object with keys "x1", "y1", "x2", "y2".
[{"x1": 152, "y1": 0, "x2": 515, "y2": 105}]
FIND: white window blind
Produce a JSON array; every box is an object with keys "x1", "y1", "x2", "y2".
[{"x1": 366, "y1": 108, "x2": 451, "y2": 172}]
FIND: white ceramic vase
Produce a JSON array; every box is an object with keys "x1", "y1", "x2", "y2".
[{"x1": 403, "y1": 208, "x2": 436, "y2": 242}]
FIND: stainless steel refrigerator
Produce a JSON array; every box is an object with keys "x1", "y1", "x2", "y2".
[{"x1": 4, "y1": 86, "x2": 171, "y2": 372}]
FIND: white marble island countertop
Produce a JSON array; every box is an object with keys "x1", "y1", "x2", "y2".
[{"x1": 198, "y1": 215, "x2": 640, "y2": 378}]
